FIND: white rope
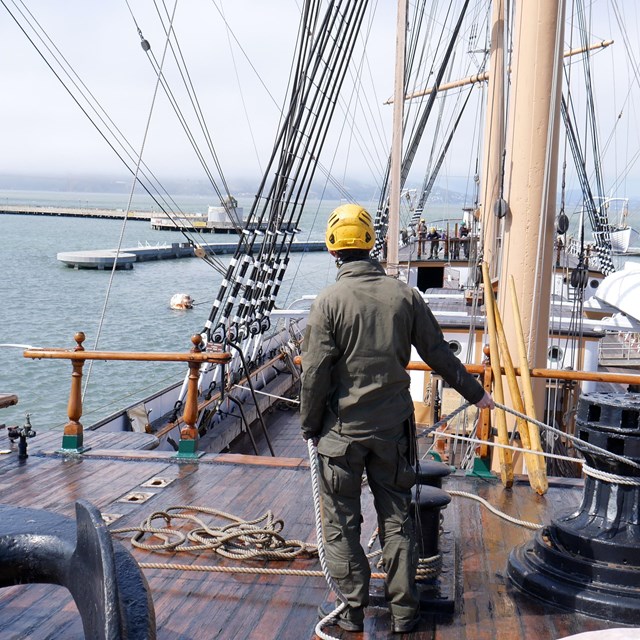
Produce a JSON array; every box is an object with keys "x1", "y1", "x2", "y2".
[
  {"x1": 422, "y1": 400, "x2": 640, "y2": 471},
  {"x1": 232, "y1": 385, "x2": 300, "y2": 404},
  {"x1": 497, "y1": 401, "x2": 640, "y2": 470},
  {"x1": 433, "y1": 430, "x2": 579, "y2": 464},
  {"x1": 308, "y1": 439, "x2": 349, "y2": 640},
  {"x1": 447, "y1": 489, "x2": 543, "y2": 530},
  {"x1": 582, "y1": 465, "x2": 640, "y2": 486}
]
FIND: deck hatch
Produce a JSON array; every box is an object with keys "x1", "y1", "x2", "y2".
[
  {"x1": 141, "y1": 476, "x2": 174, "y2": 488},
  {"x1": 118, "y1": 491, "x2": 155, "y2": 504}
]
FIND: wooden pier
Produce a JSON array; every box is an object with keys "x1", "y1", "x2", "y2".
[{"x1": 57, "y1": 240, "x2": 326, "y2": 269}]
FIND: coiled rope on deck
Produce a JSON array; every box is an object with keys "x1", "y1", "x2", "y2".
[{"x1": 111, "y1": 505, "x2": 316, "y2": 560}]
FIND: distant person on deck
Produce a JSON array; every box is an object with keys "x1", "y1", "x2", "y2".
[
  {"x1": 417, "y1": 219, "x2": 427, "y2": 258},
  {"x1": 299, "y1": 203, "x2": 494, "y2": 634},
  {"x1": 459, "y1": 221, "x2": 470, "y2": 258},
  {"x1": 426, "y1": 227, "x2": 440, "y2": 259}
]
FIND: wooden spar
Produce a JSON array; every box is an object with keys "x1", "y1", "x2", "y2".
[
  {"x1": 385, "y1": 39, "x2": 613, "y2": 104},
  {"x1": 385, "y1": 0, "x2": 406, "y2": 277},
  {"x1": 509, "y1": 275, "x2": 548, "y2": 485},
  {"x1": 407, "y1": 360, "x2": 640, "y2": 386},
  {"x1": 482, "y1": 261, "x2": 513, "y2": 487},
  {"x1": 493, "y1": 298, "x2": 548, "y2": 494}
]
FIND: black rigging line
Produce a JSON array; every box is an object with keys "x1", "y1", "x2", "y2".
[
  {"x1": 154, "y1": 0, "x2": 239, "y2": 219},
  {"x1": 245, "y1": 1, "x2": 370, "y2": 331},
  {"x1": 140, "y1": 41, "x2": 244, "y2": 234},
  {"x1": 415, "y1": 85, "x2": 475, "y2": 216},
  {"x1": 400, "y1": 0, "x2": 470, "y2": 185},
  {"x1": 576, "y1": 0, "x2": 605, "y2": 203},
  {"x1": 204, "y1": 0, "x2": 369, "y2": 345},
  {"x1": 5, "y1": 0, "x2": 230, "y2": 275},
  {"x1": 561, "y1": 94, "x2": 615, "y2": 276}
]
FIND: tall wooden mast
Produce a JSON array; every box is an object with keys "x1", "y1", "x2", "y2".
[
  {"x1": 498, "y1": 0, "x2": 566, "y2": 411},
  {"x1": 386, "y1": 0, "x2": 407, "y2": 277},
  {"x1": 479, "y1": 0, "x2": 506, "y2": 275}
]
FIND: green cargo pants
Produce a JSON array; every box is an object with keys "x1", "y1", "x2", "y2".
[{"x1": 316, "y1": 422, "x2": 419, "y2": 625}]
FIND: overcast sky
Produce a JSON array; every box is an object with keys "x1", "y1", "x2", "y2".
[
  {"x1": 0, "y1": 1, "x2": 400, "y2": 187},
  {"x1": 2, "y1": 1, "x2": 640, "y2": 199}
]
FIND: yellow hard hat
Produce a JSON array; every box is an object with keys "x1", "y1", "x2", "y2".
[
  {"x1": 325, "y1": 204, "x2": 375, "y2": 251},
  {"x1": 430, "y1": 227, "x2": 436, "y2": 233}
]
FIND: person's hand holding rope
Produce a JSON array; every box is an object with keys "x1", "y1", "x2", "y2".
[{"x1": 475, "y1": 391, "x2": 495, "y2": 410}]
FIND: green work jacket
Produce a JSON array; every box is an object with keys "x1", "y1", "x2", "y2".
[{"x1": 300, "y1": 259, "x2": 484, "y2": 438}]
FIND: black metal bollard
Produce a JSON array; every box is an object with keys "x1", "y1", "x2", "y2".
[
  {"x1": 416, "y1": 459, "x2": 452, "y2": 488},
  {"x1": 0, "y1": 500, "x2": 156, "y2": 639},
  {"x1": 411, "y1": 460, "x2": 452, "y2": 559}
]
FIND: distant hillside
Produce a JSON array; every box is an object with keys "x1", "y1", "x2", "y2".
[
  {"x1": 0, "y1": 173, "x2": 472, "y2": 204},
  {"x1": 5, "y1": 173, "x2": 631, "y2": 210}
]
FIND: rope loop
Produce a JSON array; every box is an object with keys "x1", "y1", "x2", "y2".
[
  {"x1": 112, "y1": 505, "x2": 318, "y2": 560},
  {"x1": 419, "y1": 399, "x2": 640, "y2": 472}
]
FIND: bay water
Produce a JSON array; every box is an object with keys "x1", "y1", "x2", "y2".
[
  {"x1": 0, "y1": 191, "x2": 345, "y2": 431},
  {"x1": 2, "y1": 190, "x2": 638, "y2": 434}
]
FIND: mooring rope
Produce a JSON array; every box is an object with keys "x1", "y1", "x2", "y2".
[
  {"x1": 306, "y1": 438, "x2": 350, "y2": 639},
  {"x1": 447, "y1": 490, "x2": 543, "y2": 530},
  {"x1": 582, "y1": 465, "x2": 640, "y2": 486},
  {"x1": 422, "y1": 400, "x2": 640, "y2": 471}
]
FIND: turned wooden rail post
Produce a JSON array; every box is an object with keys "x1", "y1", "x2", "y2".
[
  {"x1": 176, "y1": 335, "x2": 204, "y2": 459},
  {"x1": 24, "y1": 333, "x2": 231, "y2": 455},
  {"x1": 478, "y1": 344, "x2": 493, "y2": 459},
  {"x1": 62, "y1": 332, "x2": 87, "y2": 452}
]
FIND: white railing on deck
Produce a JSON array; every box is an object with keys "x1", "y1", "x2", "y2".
[{"x1": 598, "y1": 331, "x2": 640, "y2": 364}]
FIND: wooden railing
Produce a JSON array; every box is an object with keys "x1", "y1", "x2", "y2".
[
  {"x1": 23, "y1": 332, "x2": 231, "y2": 457},
  {"x1": 406, "y1": 359, "x2": 640, "y2": 385}
]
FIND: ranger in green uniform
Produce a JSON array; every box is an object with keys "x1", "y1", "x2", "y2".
[{"x1": 300, "y1": 204, "x2": 494, "y2": 633}]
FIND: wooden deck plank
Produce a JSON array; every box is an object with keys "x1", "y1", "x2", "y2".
[{"x1": 0, "y1": 411, "x2": 634, "y2": 639}]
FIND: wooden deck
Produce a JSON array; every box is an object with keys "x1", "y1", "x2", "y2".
[{"x1": 0, "y1": 412, "x2": 634, "y2": 639}]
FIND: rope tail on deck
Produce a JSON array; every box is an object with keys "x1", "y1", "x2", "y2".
[{"x1": 307, "y1": 438, "x2": 350, "y2": 640}]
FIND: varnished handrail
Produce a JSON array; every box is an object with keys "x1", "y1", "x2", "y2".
[
  {"x1": 22, "y1": 332, "x2": 231, "y2": 456},
  {"x1": 296, "y1": 354, "x2": 640, "y2": 384},
  {"x1": 23, "y1": 349, "x2": 232, "y2": 363},
  {"x1": 154, "y1": 351, "x2": 288, "y2": 439},
  {"x1": 406, "y1": 360, "x2": 640, "y2": 385}
]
